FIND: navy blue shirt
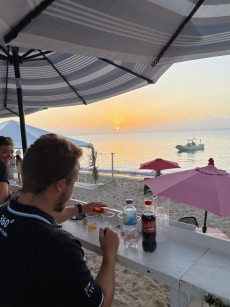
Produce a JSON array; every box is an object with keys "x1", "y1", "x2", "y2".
[
  {"x1": 0, "y1": 199, "x2": 103, "y2": 307},
  {"x1": 0, "y1": 160, "x2": 8, "y2": 183}
]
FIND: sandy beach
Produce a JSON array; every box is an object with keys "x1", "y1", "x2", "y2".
[{"x1": 72, "y1": 172, "x2": 230, "y2": 307}]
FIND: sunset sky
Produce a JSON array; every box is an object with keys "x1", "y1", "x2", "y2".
[{"x1": 1, "y1": 55, "x2": 230, "y2": 136}]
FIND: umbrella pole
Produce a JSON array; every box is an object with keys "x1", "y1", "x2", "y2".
[
  {"x1": 12, "y1": 47, "x2": 27, "y2": 154},
  {"x1": 202, "y1": 211, "x2": 208, "y2": 233}
]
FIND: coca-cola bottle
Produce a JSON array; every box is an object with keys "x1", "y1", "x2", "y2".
[{"x1": 142, "y1": 199, "x2": 157, "y2": 252}]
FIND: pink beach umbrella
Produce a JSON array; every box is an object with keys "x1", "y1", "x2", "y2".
[
  {"x1": 143, "y1": 158, "x2": 230, "y2": 233},
  {"x1": 139, "y1": 158, "x2": 180, "y2": 171}
]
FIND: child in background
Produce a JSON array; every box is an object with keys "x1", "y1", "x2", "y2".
[{"x1": 8, "y1": 155, "x2": 16, "y2": 181}]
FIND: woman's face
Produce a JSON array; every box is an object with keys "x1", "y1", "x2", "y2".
[{"x1": 0, "y1": 145, "x2": 14, "y2": 164}]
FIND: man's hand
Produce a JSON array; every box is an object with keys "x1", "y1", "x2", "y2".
[
  {"x1": 99, "y1": 227, "x2": 119, "y2": 261},
  {"x1": 95, "y1": 228, "x2": 120, "y2": 306},
  {"x1": 53, "y1": 202, "x2": 108, "y2": 224},
  {"x1": 82, "y1": 202, "x2": 108, "y2": 214}
]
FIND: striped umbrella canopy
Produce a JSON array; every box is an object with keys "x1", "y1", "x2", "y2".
[
  {"x1": 0, "y1": 46, "x2": 160, "y2": 118},
  {"x1": 0, "y1": 46, "x2": 160, "y2": 151},
  {"x1": 0, "y1": 0, "x2": 230, "y2": 151},
  {"x1": 1, "y1": 0, "x2": 230, "y2": 66}
]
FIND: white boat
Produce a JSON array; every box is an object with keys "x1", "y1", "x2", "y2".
[{"x1": 175, "y1": 138, "x2": 204, "y2": 152}]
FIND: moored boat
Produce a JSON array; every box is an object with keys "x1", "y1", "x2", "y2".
[{"x1": 175, "y1": 138, "x2": 204, "y2": 152}]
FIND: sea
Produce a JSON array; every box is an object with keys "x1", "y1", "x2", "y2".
[{"x1": 73, "y1": 129, "x2": 230, "y2": 178}]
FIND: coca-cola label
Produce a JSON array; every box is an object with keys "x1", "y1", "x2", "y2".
[{"x1": 142, "y1": 220, "x2": 156, "y2": 233}]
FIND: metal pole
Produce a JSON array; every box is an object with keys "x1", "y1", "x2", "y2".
[
  {"x1": 12, "y1": 47, "x2": 27, "y2": 153},
  {"x1": 111, "y1": 153, "x2": 115, "y2": 179},
  {"x1": 202, "y1": 211, "x2": 208, "y2": 233}
]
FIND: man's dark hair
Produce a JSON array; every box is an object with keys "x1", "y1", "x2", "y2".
[
  {"x1": 22, "y1": 134, "x2": 83, "y2": 194},
  {"x1": 0, "y1": 136, "x2": 14, "y2": 147}
]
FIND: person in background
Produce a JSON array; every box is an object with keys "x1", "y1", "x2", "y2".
[
  {"x1": 0, "y1": 134, "x2": 119, "y2": 307},
  {"x1": 155, "y1": 170, "x2": 161, "y2": 177},
  {"x1": 16, "y1": 153, "x2": 23, "y2": 183},
  {"x1": 0, "y1": 136, "x2": 14, "y2": 205},
  {"x1": 7, "y1": 154, "x2": 16, "y2": 181}
]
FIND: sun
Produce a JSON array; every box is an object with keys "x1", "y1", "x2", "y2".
[{"x1": 115, "y1": 127, "x2": 119, "y2": 130}]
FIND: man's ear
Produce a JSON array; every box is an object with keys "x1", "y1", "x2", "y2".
[{"x1": 53, "y1": 178, "x2": 66, "y2": 193}]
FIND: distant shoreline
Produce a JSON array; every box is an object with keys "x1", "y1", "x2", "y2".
[{"x1": 80, "y1": 169, "x2": 154, "y2": 180}]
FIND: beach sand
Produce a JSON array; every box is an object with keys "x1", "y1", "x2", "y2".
[{"x1": 71, "y1": 172, "x2": 230, "y2": 307}]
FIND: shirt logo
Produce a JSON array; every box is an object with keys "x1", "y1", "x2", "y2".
[
  {"x1": 84, "y1": 281, "x2": 95, "y2": 298},
  {"x1": 0, "y1": 214, "x2": 14, "y2": 237},
  {"x1": 0, "y1": 214, "x2": 14, "y2": 228}
]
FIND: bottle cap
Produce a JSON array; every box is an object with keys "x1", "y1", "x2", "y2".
[
  {"x1": 145, "y1": 200, "x2": 152, "y2": 205},
  {"x1": 126, "y1": 199, "x2": 133, "y2": 204}
]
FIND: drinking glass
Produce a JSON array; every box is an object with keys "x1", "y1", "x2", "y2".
[{"x1": 85, "y1": 212, "x2": 98, "y2": 232}]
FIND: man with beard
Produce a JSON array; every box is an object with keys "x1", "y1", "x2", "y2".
[
  {"x1": 0, "y1": 136, "x2": 14, "y2": 205},
  {"x1": 0, "y1": 134, "x2": 119, "y2": 307}
]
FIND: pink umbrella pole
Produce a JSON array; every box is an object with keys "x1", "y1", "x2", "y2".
[{"x1": 203, "y1": 211, "x2": 208, "y2": 233}]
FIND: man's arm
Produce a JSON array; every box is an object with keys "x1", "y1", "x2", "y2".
[
  {"x1": 53, "y1": 202, "x2": 107, "y2": 224},
  {"x1": 95, "y1": 228, "x2": 120, "y2": 307},
  {"x1": 52, "y1": 205, "x2": 78, "y2": 223},
  {"x1": 0, "y1": 182, "x2": 10, "y2": 205}
]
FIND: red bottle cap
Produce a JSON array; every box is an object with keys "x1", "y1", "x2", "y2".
[{"x1": 145, "y1": 200, "x2": 152, "y2": 205}]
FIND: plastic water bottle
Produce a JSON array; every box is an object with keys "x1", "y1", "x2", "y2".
[{"x1": 123, "y1": 199, "x2": 138, "y2": 248}]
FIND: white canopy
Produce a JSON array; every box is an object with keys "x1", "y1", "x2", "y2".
[{"x1": 0, "y1": 120, "x2": 93, "y2": 149}]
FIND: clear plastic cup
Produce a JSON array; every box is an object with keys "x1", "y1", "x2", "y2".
[
  {"x1": 153, "y1": 196, "x2": 170, "y2": 242},
  {"x1": 118, "y1": 212, "x2": 124, "y2": 234},
  {"x1": 136, "y1": 214, "x2": 141, "y2": 233},
  {"x1": 102, "y1": 212, "x2": 115, "y2": 228}
]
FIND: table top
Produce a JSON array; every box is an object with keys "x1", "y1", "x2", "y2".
[
  {"x1": 62, "y1": 216, "x2": 224, "y2": 290},
  {"x1": 181, "y1": 247, "x2": 230, "y2": 300},
  {"x1": 62, "y1": 212, "x2": 230, "y2": 301}
]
